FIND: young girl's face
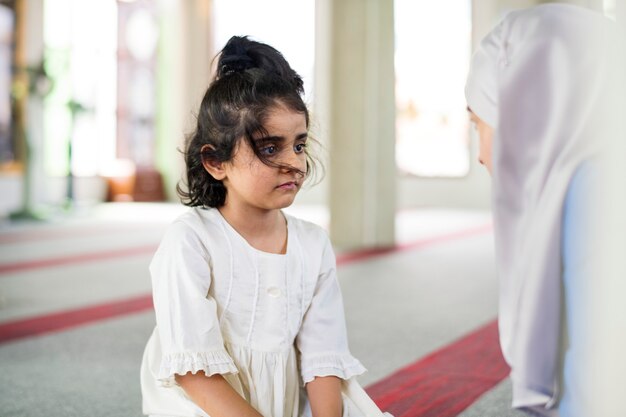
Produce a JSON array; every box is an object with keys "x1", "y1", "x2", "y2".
[
  {"x1": 469, "y1": 110, "x2": 494, "y2": 175},
  {"x1": 219, "y1": 104, "x2": 308, "y2": 212}
]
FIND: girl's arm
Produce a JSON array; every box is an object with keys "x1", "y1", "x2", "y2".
[
  {"x1": 306, "y1": 376, "x2": 343, "y2": 417},
  {"x1": 175, "y1": 371, "x2": 263, "y2": 417}
]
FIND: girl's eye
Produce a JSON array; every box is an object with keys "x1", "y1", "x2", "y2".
[
  {"x1": 294, "y1": 143, "x2": 307, "y2": 153},
  {"x1": 261, "y1": 145, "x2": 277, "y2": 155}
]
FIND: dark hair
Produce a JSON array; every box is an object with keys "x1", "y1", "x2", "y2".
[{"x1": 177, "y1": 35, "x2": 320, "y2": 208}]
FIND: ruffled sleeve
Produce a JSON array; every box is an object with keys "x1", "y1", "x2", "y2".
[
  {"x1": 150, "y1": 219, "x2": 238, "y2": 384},
  {"x1": 296, "y1": 234, "x2": 366, "y2": 385}
]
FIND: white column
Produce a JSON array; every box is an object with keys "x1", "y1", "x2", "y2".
[
  {"x1": 156, "y1": 0, "x2": 212, "y2": 200},
  {"x1": 25, "y1": 0, "x2": 44, "y2": 208},
  {"x1": 588, "y1": 5, "x2": 626, "y2": 416},
  {"x1": 322, "y1": 0, "x2": 396, "y2": 250}
]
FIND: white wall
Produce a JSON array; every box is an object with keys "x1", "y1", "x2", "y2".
[
  {"x1": 1, "y1": 0, "x2": 610, "y2": 219},
  {"x1": 384, "y1": 0, "x2": 502, "y2": 211}
]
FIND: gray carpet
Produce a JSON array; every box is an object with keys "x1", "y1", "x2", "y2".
[
  {"x1": 0, "y1": 312, "x2": 154, "y2": 417},
  {"x1": 458, "y1": 379, "x2": 531, "y2": 417},
  {"x1": 0, "y1": 206, "x2": 521, "y2": 417}
]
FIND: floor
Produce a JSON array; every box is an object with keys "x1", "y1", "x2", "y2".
[{"x1": 0, "y1": 202, "x2": 529, "y2": 417}]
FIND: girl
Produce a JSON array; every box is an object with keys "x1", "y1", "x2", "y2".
[
  {"x1": 465, "y1": 4, "x2": 615, "y2": 417},
  {"x1": 140, "y1": 36, "x2": 389, "y2": 417}
]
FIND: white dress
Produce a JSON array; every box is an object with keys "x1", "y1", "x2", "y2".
[{"x1": 140, "y1": 207, "x2": 388, "y2": 417}]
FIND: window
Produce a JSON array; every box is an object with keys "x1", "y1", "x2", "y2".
[
  {"x1": 394, "y1": 0, "x2": 472, "y2": 177},
  {"x1": 43, "y1": 0, "x2": 117, "y2": 177},
  {"x1": 0, "y1": 4, "x2": 13, "y2": 166},
  {"x1": 117, "y1": 1, "x2": 158, "y2": 169}
]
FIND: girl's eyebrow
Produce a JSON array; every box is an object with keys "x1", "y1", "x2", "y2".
[
  {"x1": 254, "y1": 132, "x2": 308, "y2": 144},
  {"x1": 255, "y1": 136, "x2": 282, "y2": 144}
]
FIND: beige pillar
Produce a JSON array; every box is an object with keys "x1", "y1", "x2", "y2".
[
  {"x1": 588, "y1": 4, "x2": 626, "y2": 416},
  {"x1": 156, "y1": 0, "x2": 212, "y2": 200},
  {"x1": 321, "y1": 0, "x2": 396, "y2": 250},
  {"x1": 18, "y1": 0, "x2": 45, "y2": 211}
]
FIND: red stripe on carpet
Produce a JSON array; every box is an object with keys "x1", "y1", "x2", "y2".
[
  {"x1": 0, "y1": 244, "x2": 158, "y2": 275},
  {"x1": 0, "y1": 224, "x2": 493, "y2": 344},
  {"x1": 0, "y1": 294, "x2": 154, "y2": 344},
  {"x1": 0, "y1": 224, "x2": 504, "y2": 415},
  {"x1": 365, "y1": 319, "x2": 510, "y2": 417},
  {"x1": 337, "y1": 223, "x2": 492, "y2": 265},
  {"x1": 0, "y1": 223, "x2": 492, "y2": 275}
]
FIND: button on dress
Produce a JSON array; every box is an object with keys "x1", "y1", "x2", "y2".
[{"x1": 140, "y1": 207, "x2": 388, "y2": 417}]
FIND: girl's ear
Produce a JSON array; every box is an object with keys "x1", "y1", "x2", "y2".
[{"x1": 200, "y1": 145, "x2": 227, "y2": 180}]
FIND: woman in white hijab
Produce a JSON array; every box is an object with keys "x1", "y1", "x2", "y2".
[{"x1": 465, "y1": 3, "x2": 616, "y2": 417}]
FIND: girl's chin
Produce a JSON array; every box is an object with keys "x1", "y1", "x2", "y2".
[{"x1": 273, "y1": 194, "x2": 298, "y2": 209}]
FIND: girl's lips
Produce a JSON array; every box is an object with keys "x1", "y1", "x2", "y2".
[{"x1": 277, "y1": 181, "x2": 297, "y2": 190}]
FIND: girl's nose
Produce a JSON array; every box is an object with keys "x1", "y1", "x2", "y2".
[{"x1": 280, "y1": 152, "x2": 306, "y2": 175}]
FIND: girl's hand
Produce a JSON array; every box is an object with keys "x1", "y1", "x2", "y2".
[
  {"x1": 175, "y1": 371, "x2": 263, "y2": 417},
  {"x1": 306, "y1": 376, "x2": 343, "y2": 417}
]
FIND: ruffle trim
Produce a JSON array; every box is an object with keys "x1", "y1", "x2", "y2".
[
  {"x1": 157, "y1": 350, "x2": 238, "y2": 387},
  {"x1": 300, "y1": 353, "x2": 367, "y2": 385}
]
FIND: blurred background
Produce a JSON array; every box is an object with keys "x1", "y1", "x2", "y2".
[
  {"x1": 0, "y1": 1, "x2": 623, "y2": 416},
  {"x1": 0, "y1": 0, "x2": 615, "y2": 248}
]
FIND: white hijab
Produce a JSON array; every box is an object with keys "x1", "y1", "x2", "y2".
[{"x1": 465, "y1": 3, "x2": 613, "y2": 411}]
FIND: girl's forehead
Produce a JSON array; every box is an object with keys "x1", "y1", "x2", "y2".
[
  {"x1": 266, "y1": 102, "x2": 304, "y2": 117},
  {"x1": 263, "y1": 106, "x2": 307, "y2": 131}
]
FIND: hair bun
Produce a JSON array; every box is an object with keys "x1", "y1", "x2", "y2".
[
  {"x1": 216, "y1": 36, "x2": 304, "y2": 94},
  {"x1": 218, "y1": 36, "x2": 255, "y2": 76}
]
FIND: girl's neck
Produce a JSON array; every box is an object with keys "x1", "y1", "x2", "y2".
[{"x1": 218, "y1": 205, "x2": 288, "y2": 254}]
